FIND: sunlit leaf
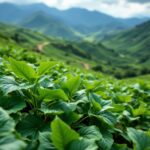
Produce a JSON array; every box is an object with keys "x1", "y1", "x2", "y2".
[{"x1": 51, "y1": 117, "x2": 79, "y2": 150}]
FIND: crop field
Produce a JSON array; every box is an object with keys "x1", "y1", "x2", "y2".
[{"x1": 0, "y1": 58, "x2": 150, "y2": 150}]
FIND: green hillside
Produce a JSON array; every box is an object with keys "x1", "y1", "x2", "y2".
[
  {"x1": 0, "y1": 22, "x2": 113, "y2": 69},
  {"x1": 1, "y1": 22, "x2": 149, "y2": 79},
  {"x1": 101, "y1": 20, "x2": 150, "y2": 77},
  {"x1": 103, "y1": 20, "x2": 150, "y2": 64},
  {"x1": 21, "y1": 12, "x2": 82, "y2": 40}
]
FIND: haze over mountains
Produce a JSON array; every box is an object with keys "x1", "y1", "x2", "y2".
[{"x1": 0, "y1": 2, "x2": 148, "y2": 40}]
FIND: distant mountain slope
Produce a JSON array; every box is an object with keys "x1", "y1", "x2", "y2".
[
  {"x1": 21, "y1": 12, "x2": 81, "y2": 40},
  {"x1": 0, "y1": 2, "x2": 148, "y2": 40},
  {"x1": 103, "y1": 20, "x2": 150, "y2": 65},
  {"x1": 55, "y1": 8, "x2": 147, "y2": 34},
  {"x1": 0, "y1": 3, "x2": 24, "y2": 23}
]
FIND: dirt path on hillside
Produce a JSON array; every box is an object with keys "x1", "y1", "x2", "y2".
[
  {"x1": 34, "y1": 42, "x2": 91, "y2": 70},
  {"x1": 83, "y1": 63, "x2": 91, "y2": 70},
  {"x1": 35, "y1": 42, "x2": 50, "y2": 53}
]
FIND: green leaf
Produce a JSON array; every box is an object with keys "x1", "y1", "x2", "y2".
[
  {"x1": 116, "y1": 93, "x2": 132, "y2": 103},
  {"x1": 111, "y1": 144, "x2": 131, "y2": 150},
  {"x1": 9, "y1": 58, "x2": 37, "y2": 81},
  {"x1": 90, "y1": 111, "x2": 116, "y2": 127},
  {"x1": 40, "y1": 102, "x2": 64, "y2": 115},
  {"x1": 0, "y1": 76, "x2": 19, "y2": 95},
  {"x1": 0, "y1": 94, "x2": 26, "y2": 114},
  {"x1": 0, "y1": 107, "x2": 15, "y2": 134},
  {"x1": 132, "y1": 102, "x2": 147, "y2": 117},
  {"x1": 38, "y1": 132, "x2": 56, "y2": 150},
  {"x1": 0, "y1": 76, "x2": 33, "y2": 95},
  {"x1": 0, "y1": 108, "x2": 26, "y2": 150},
  {"x1": 79, "y1": 126, "x2": 102, "y2": 141},
  {"x1": 60, "y1": 112, "x2": 82, "y2": 125},
  {"x1": 39, "y1": 88, "x2": 68, "y2": 101},
  {"x1": 127, "y1": 128, "x2": 150, "y2": 150},
  {"x1": 40, "y1": 101, "x2": 77, "y2": 115},
  {"x1": 91, "y1": 99, "x2": 102, "y2": 113},
  {"x1": 98, "y1": 129, "x2": 114, "y2": 150},
  {"x1": 0, "y1": 134, "x2": 26, "y2": 150},
  {"x1": 67, "y1": 139, "x2": 98, "y2": 150},
  {"x1": 109, "y1": 104, "x2": 125, "y2": 113},
  {"x1": 51, "y1": 117, "x2": 79, "y2": 150},
  {"x1": 37, "y1": 62, "x2": 56, "y2": 76},
  {"x1": 16, "y1": 114, "x2": 50, "y2": 139},
  {"x1": 62, "y1": 75, "x2": 81, "y2": 96},
  {"x1": 89, "y1": 93, "x2": 112, "y2": 111}
]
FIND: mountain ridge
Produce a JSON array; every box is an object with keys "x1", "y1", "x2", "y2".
[{"x1": 0, "y1": 2, "x2": 148, "y2": 40}]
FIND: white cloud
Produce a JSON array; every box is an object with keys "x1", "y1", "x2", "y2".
[{"x1": 0, "y1": 0, "x2": 150, "y2": 18}]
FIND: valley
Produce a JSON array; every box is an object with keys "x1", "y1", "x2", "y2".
[{"x1": 0, "y1": 2, "x2": 150, "y2": 150}]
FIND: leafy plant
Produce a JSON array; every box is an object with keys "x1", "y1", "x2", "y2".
[{"x1": 0, "y1": 58, "x2": 150, "y2": 150}]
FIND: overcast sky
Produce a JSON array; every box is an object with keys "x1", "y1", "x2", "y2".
[{"x1": 0, "y1": 0, "x2": 150, "y2": 18}]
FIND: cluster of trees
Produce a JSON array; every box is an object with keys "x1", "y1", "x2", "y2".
[{"x1": 92, "y1": 64, "x2": 150, "y2": 79}]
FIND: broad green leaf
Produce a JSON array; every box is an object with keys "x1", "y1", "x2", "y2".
[
  {"x1": 99, "y1": 111, "x2": 117, "y2": 126},
  {"x1": 9, "y1": 58, "x2": 37, "y2": 81},
  {"x1": 132, "y1": 102, "x2": 147, "y2": 116},
  {"x1": 0, "y1": 107, "x2": 15, "y2": 134},
  {"x1": 84, "y1": 80, "x2": 101, "y2": 91},
  {"x1": 67, "y1": 139, "x2": 98, "y2": 150},
  {"x1": 0, "y1": 134, "x2": 26, "y2": 150},
  {"x1": 109, "y1": 104, "x2": 125, "y2": 113},
  {"x1": 38, "y1": 88, "x2": 68, "y2": 101},
  {"x1": 39, "y1": 76, "x2": 54, "y2": 88},
  {"x1": 111, "y1": 144, "x2": 131, "y2": 150},
  {"x1": 51, "y1": 117, "x2": 79, "y2": 150},
  {"x1": 40, "y1": 101, "x2": 77, "y2": 115},
  {"x1": 38, "y1": 132, "x2": 56, "y2": 150},
  {"x1": 0, "y1": 94, "x2": 26, "y2": 114},
  {"x1": 0, "y1": 108, "x2": 26, "y2": 150},
  {"x1": 90, "y1": 99, "x2": 102, "y2": 113},
  {"x1": 62, "y1": 75, "x2": 81, "y2": 96},
  {"x1": 60, "y1": 111, "x2": 82, "y2": 125},
  {"x1": 0, "y1": 76, "x2": 19, "y2": 95},
  {"x1": 16, "y1": 114, "x2": 50, "y2": 139},
  {"x1": 127, "y1": 128, "x2": 150, "y2": 150},
  {"x1": 98, "y1": 129, "x2": 114, "y2": 150},
  {"x1": 37, "y1": 62, "x2": 56, "y2": 76},
  {"x1": 0, "y1": 76, "x2": 33, "y2": 95},
  {"x1": 40, "y1": 102, "x2": 64, "y2": 115},
  {"x1": 89, "y1": 93, "x2": 112, "y2": 111},
  {"x1": 79, "y1": 126, "x2": 102, "y2": 141},
  {"x1": 116, "y1": 93, "x2": 132, "y2": 103},
  {"x1": 90, "y1": 111, "x2": 116, "y2": 127}
]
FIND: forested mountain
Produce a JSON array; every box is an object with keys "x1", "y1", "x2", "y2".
[
  {"x1": 103, "y1": 20, "x2": 150, "y2": 67},
  {"x1": 0, "y1": 2, "x2": 148, "y2": 40}
]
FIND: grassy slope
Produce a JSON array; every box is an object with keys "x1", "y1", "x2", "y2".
[
  {"x1": 0, "y1": 23, "x2": 100, "y2": 68},
  {"x1": 1, "y1": 22, "x2": 149, "y2": 79},
  {"x1": 1, "y1": 22, "x2": 122, "y2": 66},
  {"x1": 103, "y1": 20, "x2": 150, "y2": 66}
]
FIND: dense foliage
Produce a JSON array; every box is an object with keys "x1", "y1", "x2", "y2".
[{"x1": 0, "y1": 57, "x2": 150, "y2": 150}]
